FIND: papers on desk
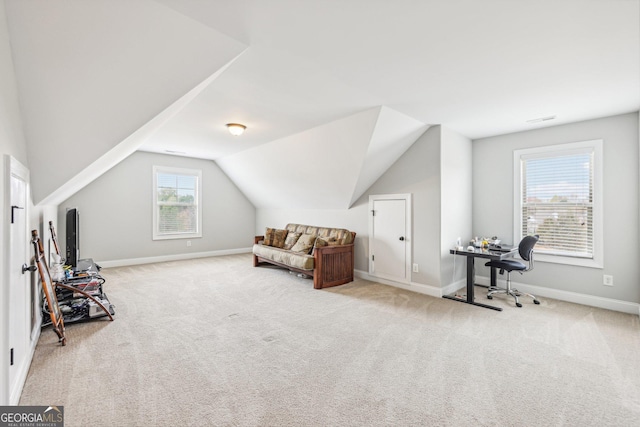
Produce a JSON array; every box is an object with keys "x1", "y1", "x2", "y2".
[{"x1": 489, "y1": 244, "x2": 516, "y2": 252}]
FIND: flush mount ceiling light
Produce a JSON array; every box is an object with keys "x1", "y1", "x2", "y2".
[{"x1": 226, "y1": 123, "x2": 246, "y2": 136}]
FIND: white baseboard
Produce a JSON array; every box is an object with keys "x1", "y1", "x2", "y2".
[
  {"x1": 475, "y1": 275, "x2": 640, "y2": 315},
  {"x1": 97, "y1": 247, "x2": 253, "y2": 269},
  {"x1": 354, "y1": 269, "x2": 639, "y2": 316},
  {"x1": 354, "y1": 269, "x2": 445, "y2": 298}
]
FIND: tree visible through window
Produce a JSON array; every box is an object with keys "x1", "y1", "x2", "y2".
[
  {"x1": 153, "y1": 166, "x2": 202, "y2": 240},
  {"x1": 514, "y1": 140, "x2": 603, "y2": 267}
]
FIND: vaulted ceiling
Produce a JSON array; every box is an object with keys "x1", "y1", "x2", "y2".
[{"x1": 5, "y1": 0, "x2": 639, "y2": 208}]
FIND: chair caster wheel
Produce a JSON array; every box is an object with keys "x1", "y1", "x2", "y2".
[
  {"x1": 516, "y1": 303, "x2": 522, "y2": 308},
  {"x1": 487, "y1": 295, "x2": 493, "y2": 300},
  {"x1": 534, "y1": 300, "x2": 540, "y2": 305}
]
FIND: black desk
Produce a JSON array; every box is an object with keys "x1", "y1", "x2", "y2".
[{"x1": 443, "y1": 248, "x2": 517, "y2": 311}]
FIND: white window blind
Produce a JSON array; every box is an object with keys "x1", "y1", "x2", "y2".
[
  {"x1": 521, "y1": 150, "x2": 593, "y2": 258},
  {"x1": 152, "y1": 166, "x2": 202, "y2": 240},
  {"x1": 514, "y1": 140, "x2": 603, "y2": 268}
]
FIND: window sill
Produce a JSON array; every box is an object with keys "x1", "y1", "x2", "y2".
[
  {"x1": 153, "y1": 233, "x2": 202, "y2": 241},
  {"x1": 535, "y1": 253, "x2": 603, "y2": 269}
]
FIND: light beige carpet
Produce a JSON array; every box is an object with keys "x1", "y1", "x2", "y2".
[{"x1": 19, "y1": 254, "x2": 640, "y2": 426}]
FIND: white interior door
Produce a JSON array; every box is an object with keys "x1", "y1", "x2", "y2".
[
  {"x1": 7, "y1": 157, "x2": 33, "y2": 404},
  {"x1": 369, "y1": 194, "x2": 412, "y2": 283}
]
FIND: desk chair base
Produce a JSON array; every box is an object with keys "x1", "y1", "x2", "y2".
[{"x1": 487, "y1": 274, "x2": 540, "y2": 308}]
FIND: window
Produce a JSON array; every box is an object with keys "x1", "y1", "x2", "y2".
[
  {"x1": 152, "y1": 166, "x2": 202, "y2": 240},
  {"x1": 513, "y1": 140, "x2": 603, "y2": 268}
]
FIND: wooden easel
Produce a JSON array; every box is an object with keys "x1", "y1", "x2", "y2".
[{"x1": 31, "y1": 230, "x2": 66, "y2": 345}]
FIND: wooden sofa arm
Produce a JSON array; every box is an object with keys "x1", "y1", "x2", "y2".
[
  {"x1": 253, "y1": 235, "x2": 265, "y2": 267},
  {"x1": 313, "y1": 241, "x2": 355, "y2": 289}
]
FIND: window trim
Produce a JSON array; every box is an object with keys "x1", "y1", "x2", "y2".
[
  {"x1": 513, "y1": 139, "x2": 603, "y2": 269},
  {"x1": 152, "y1": 165, "x2": 203, "y2": 241}
]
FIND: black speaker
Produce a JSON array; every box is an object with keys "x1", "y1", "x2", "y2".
[{"x1": 65, "y1": 208, "x2": 79, "y2": 267}]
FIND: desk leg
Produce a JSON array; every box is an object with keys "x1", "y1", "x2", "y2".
[
  {"x1": 466, "y1": 255, "x2": 475, "y2": 301},
  {"x1": 443, "y1": 255, "x2": 502, "y2": 311}
]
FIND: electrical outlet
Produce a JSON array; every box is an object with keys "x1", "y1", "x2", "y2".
[
  {"x1": 412, "y1": 263, "x2": 419, "y2": 273},
  {"x1": 603, "y1": 275, "x2": 613, "y2": 286},
  {"x1": 187, "y1": 240, "x2": 192, "y2": 247}
]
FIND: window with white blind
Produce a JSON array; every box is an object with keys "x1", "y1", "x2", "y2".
[
  {"x1": 152, "y1": 166, "x2": 202, "y2": 240},
  {"x1": 513, "y1": 140, "x2": 603, "y2": 268}
]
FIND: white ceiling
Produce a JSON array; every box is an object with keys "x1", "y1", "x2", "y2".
[
  {"x1": 5, "y1": 0, "x2": 639, "y2": 208},
  {"x1": 144, "y1": 0, "x2": 640, "y2": 156},
  {"x1": 144, "y1": 0, "x2": 640, "y2": 209}
]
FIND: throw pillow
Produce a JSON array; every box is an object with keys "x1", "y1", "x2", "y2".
[
  {"x1": 290, "y1": 234, "x2": 317, "y2": 254},
  {"x1": 283, "y1": 232, "x2": 302, "y2": 250},
  {"x1": 264, "y1": 227, "x2": 288, "y2": 248},
  {"x1": 311, "y1": 236, "x2": 341, "y2": 255},
  {"x1": 321, "y1": 236, "x2": 340, "y2": 246}
]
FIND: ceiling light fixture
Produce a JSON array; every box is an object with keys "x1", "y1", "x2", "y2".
[{"x1": 226, "y1": 123, "x2": 246, "y2": 136}]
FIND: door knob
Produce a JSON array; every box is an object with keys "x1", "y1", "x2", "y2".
[
  {"x1": 22, "y1": 263, "x2": 36, "y2": 274},
  {"x1": 399, "y1": 236, "x2": 405, "y2": 241}
]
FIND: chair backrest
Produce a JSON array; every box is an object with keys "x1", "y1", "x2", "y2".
[{"x1": 518, "y1": 235, "x2": 539, "y2": 263}]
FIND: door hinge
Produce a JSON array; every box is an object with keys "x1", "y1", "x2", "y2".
[
  {"x1": 371, "y1": 255, "x2": 374, "y2": 261},
  {"x1": 371, "y1": 210, "x2": 375, "y2": 216},
  {"x1": 10, "y1": 348, "x2": 14, "y2": 366},
  {"x1": 11, "y1": 205, "x2": 24, "y2": 224}
]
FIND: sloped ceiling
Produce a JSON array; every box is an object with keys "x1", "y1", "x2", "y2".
[
  {"x1": 4, "y1": 0, "x2": 639, "y2": 208},
  {"x1": 216, "y1": 107, "x2": 428, "y2": 209},
  {"x1": 5, "y1": 0, "x2": 246, "y2": 204},
  {"x1": 349, "y1": 107, "x2": 429, "y2": 207}
]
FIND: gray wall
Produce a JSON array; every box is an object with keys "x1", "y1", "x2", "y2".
[
  {"x1": 440, "y1": 127, "x2": 473, "y2": 287},
  {"x1": 256, "y1": 125, "x2": 473, "y2": 289},
  {"x1": 473, "y1": 112, "x2": 640, "y2": 303},
  {"x1": 365, "y1": 126, "x2": 442, "y2": 286},
  {"x1": 58, "y1": 151, "x2": 256, "y2": 263}
]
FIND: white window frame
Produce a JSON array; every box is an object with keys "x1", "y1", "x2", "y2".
[
  {"x1": 152, "y1": 166, "x2": 202, "y2": 240},
  {"x1": 513, "y1": 140, "x2": 603, "y2": 269}
]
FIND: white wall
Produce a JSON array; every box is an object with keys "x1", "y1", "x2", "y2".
[
  {"x1": 0, "y1": 0, "x2": 37, "y2": 405},
  {"x1": 57, "y1": 152, "x2": 255, "y2": 265},
  {"x1": 473, "y1": 112, "x2": 640, "y2": 304},
  {"x1": 0, "y1": 0, "x2": 24, "y2": 405},
  {"x1": 0, "y1": 3, "x2": 26, "y2": 165},
  {"x1": 256, "y1": 125, "x2": 473, "y2": 290},
  {"x1": 440, "y1": 127, "x2": 473, "y2": 287}
]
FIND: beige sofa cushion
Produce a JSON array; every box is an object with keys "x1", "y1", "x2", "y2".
[
  {"x1": 252, "y1": 244, "x2": 314, "y2": 270},
  {"x1": 287, "y1": 223, "x2": 353, "y2": 245}
]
